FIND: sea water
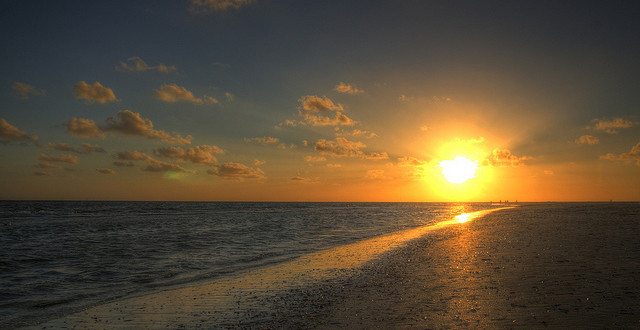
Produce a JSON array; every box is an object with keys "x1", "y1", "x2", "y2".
[{"x1": 1, "y1": 201, "x2": 510, "y2": 328}]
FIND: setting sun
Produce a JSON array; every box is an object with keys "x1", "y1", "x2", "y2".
[{"x1": 439, "y1": 157, "x2": 478, "y2": 184}]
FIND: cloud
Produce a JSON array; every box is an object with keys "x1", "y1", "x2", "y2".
[
  {"x1": 116, "y1": 57, "x2": 176, "y2": 73},
  {"x1": 96, "y1": 168, "x2": 116, "y2": 175},
  {"x1": 483, "y1": 148, "x2": 529, "y2": 167},
  {"x1": 47, "y1": 142, "x2": 105, "y2": 153},
  {"x1": 592, "y1": 117, "x2": 633, "y2": 134},
  {"x1": 0, "y1": 118, "x2": 38, "y2": 143},
  {"x1": 300, "y1": 95, "x2": 343, "y2": 112},
  {"x1": 154, "y1": 84, "x2": 217, "y2": 105},
  {"x1": 544, "y1": 170, "x2": 554, "y2": 175},
  {"x1": 73, "y1": 81, "x2": 118, "y2": 104},
  {"x1": 153, "y1": 145, "x2": 223, "y2": 164},
  {"x1": 419, "y1": 126, "x2": 431, "y2": 132},
  {"x1": 189, "y1": 0, "x2": 255, "y2": 12},
  {"x1": 291, "y1": 176, "x2": 317, "y2": 184},
  {"x1": 334, "y1": 82, "x2": 364, "y2": 95},
  {"x1": 335, "y1": 128, "x2": 377, "y2": 138},
  {"x1": 253, "y1": 159, "x2": 265, "y2": 166},
  {"x1": 305, "y1": 155, "x2": 326, "y2": 162},
  {"x1": 38, "y1": 153, "x2": 78, "y2": 164},
  {"x1": 326, "y1": 163, "x2": 342, "y2": 168},
  {"x1": 244, "y1": 136, "x2": 279, "y2": 144},
  {"x1": 399, "y1": 94, "x2": 415, "y2": 103},
  {"x1": 225, "y1": 92, "x2": 234, "y2": 101},
  {"x1": 208, "y1": 162, "x2": 265, "y2": 180},
  {"x1": 575, "y1": 135, "x2": 599, "y2": 145},
  {"x1": 105, "y1": 110, "x2": 192, "y2": 144},
  {"x1": 365, "y1": 169, "x2": 388, "y2": 180},
  {"x1": 283, "y1": 95, "x2": 356, "y2": 127},
  {"x1": 33, "y1": 171, "x2": 52, "y2": 176},
  {"x1": 314, "y1": 137, "x2": 388, "y2": 159},
  {"x1": 35, "y1": 162, "x2": 58, "y2": 169},
  {"x1": 397, "y1": 156, "x2": 428, "y2": 167},
  {"x1": 65, "y1": 118, "x2": 105, "y2": 139},
  {"x1": 600, "y1": 141, "x2": 640, "y2": 166},
  {"x1": 115, "y1": 150, "x2": 186, "y2": 172},
  {"x1": 67, "y1": 111, "x2": 191, "y2": 144},
  {"x1": 12, "y1": 82, "x2": 45, "y2": 99}
]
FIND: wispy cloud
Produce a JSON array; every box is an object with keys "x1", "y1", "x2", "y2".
[
  {"x1": 73, "y1": 81, "x2": 118, "y2": 104},
  {"x1": 153, "y1": 145, "x2": 223, "y2": 164},
  {"x1": 0, "y1": 118, "x2": 38, "y2": 143},
  {"x1": 154, "y1": 84, "x2": 218, "y2": 105},
  {"x1": 114, "y1": 150, "x2": 186, "y2": 172},
  {"x1": 38, "y1": 153, "x2": 78, "y2": 164},
  {"x1": 189, "y1": 0, "x2": 255, "y2": 13},
  {"x1": 575, "y1": 135, "x2": 599, "y2": 145},
  {"x1": 314, "y1": 137, "x2": 388, "y2": 159},
  {"x1": 291, "y1": 176, "x2": 318, "y2": 184},
  {"x1": 208, "y1": 162, "x2": 265, "y2": 180},
  {"x1": 600, "y1": 141, "x2": 640, "y2": 166},
  {"x1": 96, "y1": 168, "x2": 116, "y2": 175},
  {"x1": 244, "y1": 136, "x2": 279, "y2": 144},
  {"x1": 47, "y1": 142, "x2": 105, "y2": 153},
  {"x1": 12, "y1": 82, "x2": 45, "y2": 99},
  {"x1": 66, "y1": 110, "x2": 192, "y2": 145},
  {"x1": 334, "y1": 82, "x2": 364, "y2": 95},
  {"x1": 365, "y1": 169, "x2": 388, "y2": 180},
  {"x1": 116, "y1": 57, "x2": 176, "y2": 73},
  {"x1": 592, "y1": 117, "x2": 633, "y2": 134}
]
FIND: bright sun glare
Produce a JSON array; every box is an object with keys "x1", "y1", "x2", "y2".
[{"x1": 439, "y1": 156, "x2": 478, "y2": 184}]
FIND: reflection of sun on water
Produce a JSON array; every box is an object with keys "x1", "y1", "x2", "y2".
[{"x1": 455, "y1": 213, "x2": 471, "y2": 223}]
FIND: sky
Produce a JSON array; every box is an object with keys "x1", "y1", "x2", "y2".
[{"x1": 1, "y1": 0, "x2": 639, "y2": 202}]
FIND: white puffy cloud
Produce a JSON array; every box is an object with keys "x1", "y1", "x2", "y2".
[
  {"x1": 116, "y1": 57, "x2": 176, "y2": 73},
  {"x1": 12, "y1": 82, "x2": 45, "y2": 99},
  {"x1": 73, "y1": 81, "x2": 118, "y2": 104}
]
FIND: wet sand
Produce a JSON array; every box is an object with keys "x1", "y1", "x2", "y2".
[{"x1": 35, "y1": 204, "x2": 640, "y2": 328}]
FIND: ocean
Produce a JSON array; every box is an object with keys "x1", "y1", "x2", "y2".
[{"x1": 1, "y1": 201, "x2": 501, "y2": 328}]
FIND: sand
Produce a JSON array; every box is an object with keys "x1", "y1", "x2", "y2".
[{"x1": 34, "y1": 204, "x2": 640, "y2": 328}]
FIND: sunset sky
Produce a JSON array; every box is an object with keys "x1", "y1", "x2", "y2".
[{"x1": 1, "y1": 0, "x2": 639, "y2": 201}]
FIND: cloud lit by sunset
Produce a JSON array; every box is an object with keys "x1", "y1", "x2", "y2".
[{"x1": 1, "y1": 1, "x2": 638, "y2": 202}]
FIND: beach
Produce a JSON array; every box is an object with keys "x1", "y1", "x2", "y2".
[{"x1": 33, "y1": 203, "x2": 640, "y2": 328}]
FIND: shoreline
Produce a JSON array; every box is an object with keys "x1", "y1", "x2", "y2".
[
  {"x1": 32, "y1": 207, "x2": 512, "y2": 328},
  {"x1": 32, "y1": 204, "x2": 640, "y2": 328}
]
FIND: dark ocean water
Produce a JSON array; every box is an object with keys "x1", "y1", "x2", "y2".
[{"x1": 0, "y1": 201, "x2": 500, "y2": 328}]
